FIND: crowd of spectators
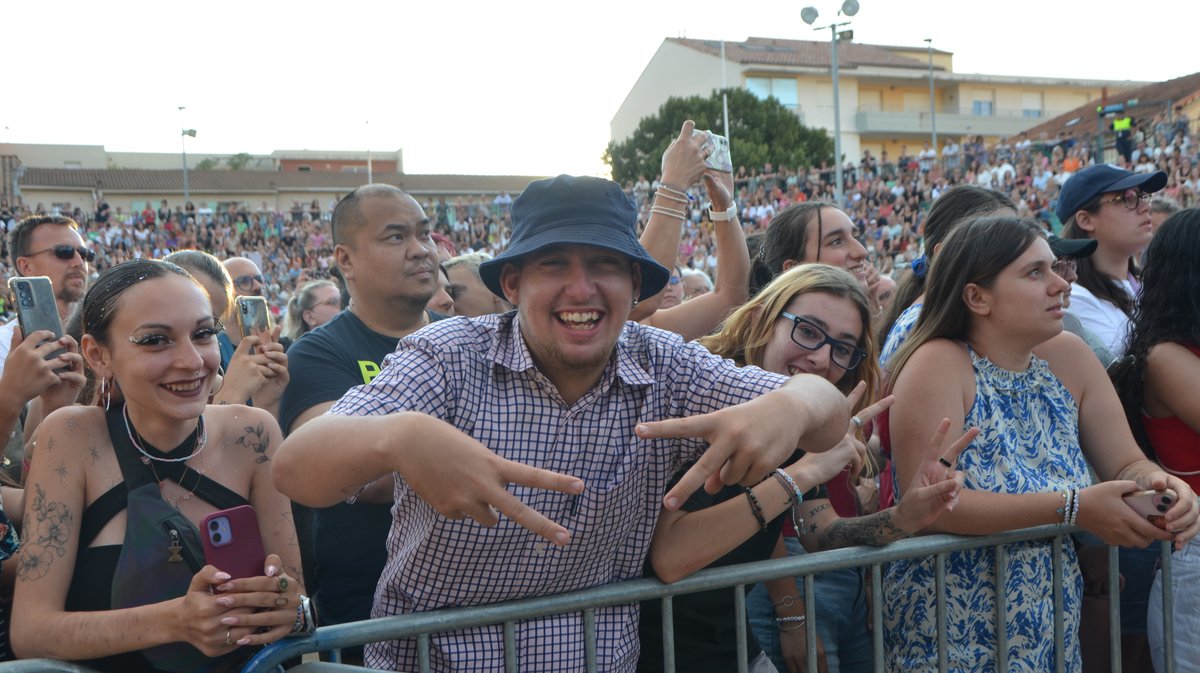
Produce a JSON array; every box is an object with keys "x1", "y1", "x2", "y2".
[
  {"x1": 0, "y1": 113, "x2": 1195, "y2": 323},
  {"x1": 0, "y1": 194, "x2": 515, "y2": 322}
]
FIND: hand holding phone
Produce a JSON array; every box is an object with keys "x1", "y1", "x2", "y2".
[
  {"x1": 236, "y1": 296, "x2": 273, "y2": 340},
  {"x1": 1123, "y1": 489, "x2": 1176, "y2": 530},
  {"x1": 692, "y1": 129, "x2": 733, "y2": 173},
  {"x1": 202, "y1": 505, "x2": 266, "y2": 581},
  {"x1": 8, "y1": 276, "x2": 64, "y2": 361}
]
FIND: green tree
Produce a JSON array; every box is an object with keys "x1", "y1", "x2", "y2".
[
  {"x1": 227, "y1": 153, "x2": 254, "y2": 170},
  {"x1": 604, "y1": 88, "x2": 833, "y2": 185},
  {"x1": 195, "y1": 158, "x2": 219, "y2": 170}
]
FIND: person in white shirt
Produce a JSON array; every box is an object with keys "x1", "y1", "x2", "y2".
[{"x1": 1056, "y1": 164, "x2": 1167, "y2": 357}]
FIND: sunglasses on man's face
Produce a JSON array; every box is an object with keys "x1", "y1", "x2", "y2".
[
  {"x1": 233, "y1": 274, "x2": 265, "y2": 291},
  {"x1": 24, "y1": 244, "x2": 95, "y2": 263}
]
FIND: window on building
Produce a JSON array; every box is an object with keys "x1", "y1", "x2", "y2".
[
  {"x1": 297, "y1": 165, "x2": 312, "y2": 172},
  {"x1": 972, "y1": 100, "x2": 993, "y2": 116},
  {"x1": 1021, "y1": 92, "x2": 1043, "y2": 118},
  {"x1": 746, "y1": 77, "x2": 799, "y2": 111},
  {"x1": 64, "y1": 161, "x2": 82, "y2": 170}
]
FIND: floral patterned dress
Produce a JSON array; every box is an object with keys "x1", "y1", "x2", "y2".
[{"x1": 884, "y1": 346, "x2": 1093, "y2": 672}]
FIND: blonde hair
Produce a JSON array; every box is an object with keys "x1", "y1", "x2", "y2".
[
  {"x1": 699, "y1": 263, "x2": 880, "y2": 408},
  {"x1": 282, "y1": 280, "x2": 338, "y2": 341}
]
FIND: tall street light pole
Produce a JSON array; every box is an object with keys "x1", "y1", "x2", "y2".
[
  {"x1": 925, "y1": 38, "x2": 938, "y2": 163},
  {"x1": 803, "y1": 1, "x2": 859, "y2": 206},
  {"x1": 179, "y1": 106, "x2": 196, "y2": 205}
]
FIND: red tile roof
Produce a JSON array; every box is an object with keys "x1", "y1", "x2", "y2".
[
  {"x1": 1021, "y1": 71, "x2": 1200, "y2": 139},
  {"x1": 18, "y1": 169, "x2": 542, "y2": 195},
  {"x1": 670, "y1": 36, "x2": 946, "y2": 71}
]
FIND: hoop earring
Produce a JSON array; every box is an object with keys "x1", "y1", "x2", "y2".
[{"x1": 100, "y1": 377, "x2": 111, "y2": 411}]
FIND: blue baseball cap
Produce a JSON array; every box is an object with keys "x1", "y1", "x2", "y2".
[
  {"x1": 478, "y1": 175, "x2": 670, "y2": 301},
  {"x1": 1055, "y1": 164, "x2": 1166, "y2": 222}
]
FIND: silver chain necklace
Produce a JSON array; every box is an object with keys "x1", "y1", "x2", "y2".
[{"x1": 123, "y1": 403, "x2": 207, "y2": 464}]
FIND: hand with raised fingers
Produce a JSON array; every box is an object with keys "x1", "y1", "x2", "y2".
[
  {"x1": 208, "y1": 555, "x2": 303, "y2": 646},
  {"x1": 397, "y1": 418, "x2": 585, "y2": 546},
  {"x1": 660, "y1": 120, "x2": 710, "y2": 190},
  {"x1": 638, "y1": 389, "x2": 815, "y2": 511},
  {"x1": 894, "y1": 419, "x2": 977, "y2": 533}
]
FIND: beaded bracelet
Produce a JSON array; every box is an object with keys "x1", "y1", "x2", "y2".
[
  {"x1": 744, "y1": 488, "x2": 768, "y2": 531},
  {"x1": 776, "y1": 614, "x2": 807, "y2": 632},
  {"x1": 1069, "y1": 488, "x2": 1081, "y2": 527},
  {"x1": 771, "y1": 468, "x2": 807, "y2": 534},
  {"x1": 1056, "y1": 490, "x2": 1069, "y2": 524}
]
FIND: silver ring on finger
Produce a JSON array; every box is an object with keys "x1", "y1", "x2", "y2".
[
  {"x1": 850, "y1": 416, "x2": 863, "y2": 429},
  {"x1": 225, "y1": 629, "x2": 232, "y2": 646}
]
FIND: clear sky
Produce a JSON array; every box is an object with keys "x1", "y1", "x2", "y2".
[{"x1": 4, "y1": 0, "x2": 1196, "y2": 177}]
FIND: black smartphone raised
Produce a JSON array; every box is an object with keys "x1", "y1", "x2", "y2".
[{"x1": 8, "y1": 276, "x2": 64, "y2": 361}]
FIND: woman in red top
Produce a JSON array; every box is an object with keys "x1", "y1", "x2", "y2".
[{"x1": 1113, "y1": 208, "x2": 1200, "y2": 672}]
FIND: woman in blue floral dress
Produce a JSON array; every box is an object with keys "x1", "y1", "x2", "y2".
[{"x1": 883, "y1": 215, "x2": 1200, "y2": 672}]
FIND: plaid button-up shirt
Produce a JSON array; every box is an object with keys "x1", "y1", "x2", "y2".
[{"x1": 329, "y1": 312, "x2": 786, "y2": 672}]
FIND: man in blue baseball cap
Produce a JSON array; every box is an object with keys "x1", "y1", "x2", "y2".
[{"x1": 275, "y1": 174, "x2": 849, "y2": 672}]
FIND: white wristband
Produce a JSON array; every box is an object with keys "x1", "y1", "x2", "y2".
[{"x1": 708, "y1": 204, "x2": 737, "y2": 221}]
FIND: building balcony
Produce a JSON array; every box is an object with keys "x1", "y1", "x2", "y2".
[{"x1": 854, "y1": 105, "x2": 1053, "y2": 138}]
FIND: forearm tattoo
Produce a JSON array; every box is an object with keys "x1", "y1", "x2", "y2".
[
  {"x1": 235, "y1": 422, "x2": 271, "y2": 463},
  {"x1": 817, "y1": 509, "x2": 908, "y2": 550},
  {"x1": 18, "y1": 485, "x2": 74, "y2": 581}
]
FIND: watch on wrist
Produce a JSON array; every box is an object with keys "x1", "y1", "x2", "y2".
[
  {"x1": 297, "y1": 594, "x2": 317, "y2": 634},
  {"x1": 708, "y1": 204, "x2": 737, "y2": 221}
]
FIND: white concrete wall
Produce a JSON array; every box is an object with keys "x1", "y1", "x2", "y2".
[{"x1": 610, "y1": 40, "x2": 732, "y2": 142}]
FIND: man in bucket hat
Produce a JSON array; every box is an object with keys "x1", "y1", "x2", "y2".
[{"x1": 275, "y1": 174, "x2": 849, "y2": 672}]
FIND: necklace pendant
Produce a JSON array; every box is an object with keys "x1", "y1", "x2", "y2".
[
  {"x1": 140, "y1": 455, "x2": 151, "y2": 465},
  {"x1": 167, "y1": 529, "x2": 184, "y2": 563}
]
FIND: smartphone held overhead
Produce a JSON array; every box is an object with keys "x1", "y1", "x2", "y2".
[{"x1": 692, "y1": 129, "x2": 733, "y2": 173}]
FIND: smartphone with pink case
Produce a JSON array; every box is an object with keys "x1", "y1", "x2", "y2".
[{"x1": 201, "y1": 505, "x2": 266, "y2": 580}]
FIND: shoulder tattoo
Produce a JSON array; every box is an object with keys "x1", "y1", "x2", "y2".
[{"x1": 235, "y1": 422, "x2": 271, "y2": 463}]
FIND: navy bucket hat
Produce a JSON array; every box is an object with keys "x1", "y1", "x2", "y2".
[
  {"x1": 478, "y1": 175, "x2": 670, "y2": 301},
  {"x1": 1055, "y1": 164, "x2": 1167, "y2": 222}
]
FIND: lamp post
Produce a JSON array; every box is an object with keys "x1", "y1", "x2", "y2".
[
  {"x1": 179, "y1": 106, "x2": 196, "y2": 205},
  {"x1": 803, "y1": 0, "x2": 859, "y2": 205},
  {"x1": 925, "y1": 38, "x2": 938, "y2": 163}
]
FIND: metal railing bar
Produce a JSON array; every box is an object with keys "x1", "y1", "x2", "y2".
[
  {"x1": 995, "y1": 543, "x2": 1008, "y2": 672},
  {"x1": 734, "y1": 585, "x2": 748, "y2": 673},
  {"x1": 662, "y1": 595, "x2": 675, "y2": 673},
  {"x1": 1161, "y1": 541, "x2": 1175, "y2": 673},
  {"x1": 1053, "y1": 535, "x2": 1064, "y2": 673},
  {"x1": 935, "y1": 552, "x2": 947, "y2": 673},
  {"x1": 804, "y1": 574, "x2": 818, "y2": 673},
  {"x1": 871, "y1": 563, "x2": 884, "y2": 673},
  {"x1": 583, "y1": 608, "x2": 598, "y2": 673},
  {"x1": 241, "y1": 524, "x2": 1087, "y2": 672}
]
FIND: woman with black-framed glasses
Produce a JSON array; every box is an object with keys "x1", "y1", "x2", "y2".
[
  {"x1": 1059, "y1": 164, "x2": 1167, "y2": 358},
  {"x1": 638, "y1": 264, "x2": 967, "y2": 673}
]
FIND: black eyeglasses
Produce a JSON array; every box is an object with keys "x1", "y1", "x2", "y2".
[
  {"x1": 233, "y1": 274, "x2": 265, "y2": 291},
  {"x1": 780, "y1": 312, "x2": 867, "y2": 370},
  {"x1": 1098, "y1": 189, "x2": 1150, "y2": 211},
  {"x1": 24, "y1": 244, "x2": 95, "y2": 263}
]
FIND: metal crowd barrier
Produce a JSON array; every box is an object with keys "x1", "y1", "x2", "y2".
[
  {"x1": 0, "y1": 524, "x2": 1174, "y2": 673},
  {"x1": 234, "y1": 524, "x2": 1178, "y2": 673}
]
